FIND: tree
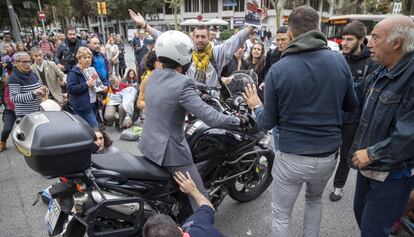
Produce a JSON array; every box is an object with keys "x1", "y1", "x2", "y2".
[
  {"x1": 402, "y1": 0, "x2": 414, "y2": 15},
  {"x1": 107, "y1": 0, "x2": 162, "y2": 21},
  {"x1": 269, "y1": 0, "x2": 286, "y2": 28},
  {"x1": 165, "y1": 0, "x2": 184, "y2": 30}
]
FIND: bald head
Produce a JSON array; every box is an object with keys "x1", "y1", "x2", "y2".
[
  {"x1": 88, "y1": 37, "x2": 101, "y2": 52},
  {"x1": 368, "y1": 15, "x2": 414, "y2": 68}
]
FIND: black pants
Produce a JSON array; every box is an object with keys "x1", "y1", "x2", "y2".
[
  {"x1": 333, "y1": 123, "x2": 359, "y2": 188},
  {"x1": 1, "y1": 109, "x2": 16, "y2": 142},
  {"x1": 165, "y1": 163, "x2": 207, "y2": 212}
]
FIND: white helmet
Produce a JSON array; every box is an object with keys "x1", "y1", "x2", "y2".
[{"x1": 155, "y1": 30, "x2": 193, "y2": 66}]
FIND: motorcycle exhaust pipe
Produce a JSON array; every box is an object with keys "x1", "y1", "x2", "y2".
[{"x1": 91, "y1": 190, "x2": 153, "y2": 215}]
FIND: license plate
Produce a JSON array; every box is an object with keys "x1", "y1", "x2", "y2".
[{"x1": 45, "y1": 198, "x2": 62, "y2": 234}]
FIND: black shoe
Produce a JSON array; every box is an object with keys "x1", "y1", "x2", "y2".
[{"x1": 329, "y1": 188, "x2": 343, "y2": 202}]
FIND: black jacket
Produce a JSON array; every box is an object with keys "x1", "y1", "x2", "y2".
[
  {"x1": 342, "y1": 45, "x2": 377, "y2": 123},
  {"x1": 264, "y1": 48, "x2": 282, "y2": 77}
]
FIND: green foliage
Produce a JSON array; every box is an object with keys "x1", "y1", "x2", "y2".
[
  {"x1": 220, "y1": 29, "x2": 236, "y2": 41},
  {"x1": 108, "y1": 0, "x2": 163, "y2": 21},
  {"x1": 402, "y1": 0, "x2": 414, "y2": 15}
]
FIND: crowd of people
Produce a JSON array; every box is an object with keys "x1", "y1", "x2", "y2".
[{"x1": 1, "y1": 5, "x2": 414, "y2": 237}]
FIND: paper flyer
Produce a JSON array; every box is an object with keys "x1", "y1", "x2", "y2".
[
  {"x1": 245, "y1": 0, "x2": 262, "y2": 27},
  {"x1": 83, "y1": 67, "x2": 105, "y2": 92}
]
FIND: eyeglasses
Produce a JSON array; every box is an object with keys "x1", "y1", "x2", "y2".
[{"x1": 17, "y1": 60, "x2": 31, "y2": 64}]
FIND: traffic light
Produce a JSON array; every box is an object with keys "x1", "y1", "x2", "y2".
[
  {"x1": 101, "y1": 2, "x2": 107, "y2": 15},
  {"x1": 96, "y1": 1, "x2": 107, "y2": 15},
  {"x1": 97, "y1": 2, "x2": 102, "y2": 15}
]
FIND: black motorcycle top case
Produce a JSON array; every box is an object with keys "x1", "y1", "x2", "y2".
[{"x1": 13, "y1": 111, "x2": 95, "y2": 177}]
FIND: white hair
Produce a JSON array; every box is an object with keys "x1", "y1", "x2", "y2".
[
  {"x1": 387, "y1": 22, "x2": 414, "y2": 53},
  {"x1": 12, "y1": 51, "x2": 31, "y2": 62}
]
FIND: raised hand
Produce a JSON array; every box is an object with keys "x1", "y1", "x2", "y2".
[{"x1": 128, "y1": 9, "x2": 145, "y2": 28}]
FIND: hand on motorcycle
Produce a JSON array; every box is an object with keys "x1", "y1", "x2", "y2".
[
  {"x1": 173, "y1": 171, "x2": 197, "y2": 195},
  {"x1": 243, "y1": 84, "x2": 262, "y2": 111},
  {"x1": 173, "y1": 171, "x2": 214, "y2": 210}
]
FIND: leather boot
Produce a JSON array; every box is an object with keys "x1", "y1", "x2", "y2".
[{"x1": 0, "y1": 142, "x2": 6, "y2": 152}]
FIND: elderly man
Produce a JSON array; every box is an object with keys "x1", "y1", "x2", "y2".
[
  {"x1": 30, "y1": 46, "x2": 65, "y2": 104},
  {"x1": 349, "y1": 15, "x2": 414, "y2": 237},
  {"x1": 9, "y1": 51, "x2": 46, "y2": 118},
  {"x1": 244, "y1": 6, "x2": 358, "y2": 236},
  {"x1": 38, "y1": 34, "x2": 55, "y2": 60},
  {"x1": 128, "y1": 9, "x2": 252, "y2": 96}
]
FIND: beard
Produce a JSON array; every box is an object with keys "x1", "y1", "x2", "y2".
[
  {"x1": 68, "y1": 38, "x2": 77, "y2": 45},
  {"x1": 345, "y1": 42, "x2": 360, "y2": 56}
]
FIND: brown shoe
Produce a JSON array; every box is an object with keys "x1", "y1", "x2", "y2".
[{"x1": 0, "y1": 142, "x2": 6, "y2": 152}]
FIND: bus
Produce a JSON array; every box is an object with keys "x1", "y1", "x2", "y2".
[
  {"x1": 323, "y1": 14, "x2": 414, "y2": 46},
  {"x1": 322, "y1": 14, "x2": 389, "y2": 46}
]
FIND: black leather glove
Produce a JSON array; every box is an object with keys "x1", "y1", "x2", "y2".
[{"x1": 237, "y1": 115, "x2": 249, "y2": 126}]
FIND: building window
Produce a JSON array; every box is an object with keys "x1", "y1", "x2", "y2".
[
  {"x1": 222, "y1": 0, "x2": 245, "y2": 11},
  {"x1": 202, "y1": 0, "x2": 218, "y2": 13},
  {"x1": 164, "y1": 3, "x2": 174, "y2": 14},
  {"x1": 185, "y1": 0, "x2": 199, "y2": 12},
  {"x1": 323, "y1": 0, "x2": 330, "y2": 12},
  {"x1": 262, "y1": 0, "x2": 275, "y2": 9},
  {"x1": 309, "y1": 0, "x2": 319, "y2": 10}
]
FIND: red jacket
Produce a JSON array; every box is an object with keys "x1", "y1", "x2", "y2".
[
  {"x1": 4, "y1": 85, "x2": 15, "y2": 111},
  {"x1": 110, "y1": 82, "x2": 130, "y2": 94}
]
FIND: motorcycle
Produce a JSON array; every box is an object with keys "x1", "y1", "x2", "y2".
[{"x1": 12, "y1": 71, "x2": 274, "y2": 237}]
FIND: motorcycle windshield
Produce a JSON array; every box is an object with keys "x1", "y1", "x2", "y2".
[{"x1": 224, "y1": 70, "x2": 258, "y2": 97}]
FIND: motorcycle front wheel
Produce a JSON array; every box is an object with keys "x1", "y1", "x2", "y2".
[{"x1": 228, "y1": 151, "x2": 274, "y2": 203}]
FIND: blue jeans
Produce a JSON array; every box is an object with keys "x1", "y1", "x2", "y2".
[
  {"x1": 1, "y1": 109, "x2": 16, "y2": 142},
  {"x1": 354, "y1": 172, "x2": 414, "y2": 237},
  {"x1": 75, "y1": 104, "x2": 98, "y2": 128}
]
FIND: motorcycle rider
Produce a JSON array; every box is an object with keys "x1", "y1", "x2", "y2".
[
  {"x1": 137, "y1": 30, "x2": 245, "y2": 212},
  {"x1": 128, "y1": 9, "x2": 253, "y2": 97}
]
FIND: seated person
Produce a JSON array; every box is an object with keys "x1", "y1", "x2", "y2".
[
  {"x1": 104, "y1": 75, "x2": 132, "y2": 129},
  {"x1": 143, "y1": 171, "x2": 224, "y2": 237},
  {"x1": 94, "y1": 128, "x2": 119, "y2": 154}
]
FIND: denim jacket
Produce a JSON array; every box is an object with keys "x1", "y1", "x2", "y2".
[{"x1": 349, "y1": 52, "x2": 414, "y2": 171}]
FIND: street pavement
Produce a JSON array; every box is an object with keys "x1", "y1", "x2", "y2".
[{"x1": 0, "y1": 43, "x2": 406, "y2": 237}]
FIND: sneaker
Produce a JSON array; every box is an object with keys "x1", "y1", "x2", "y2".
[{"x1": 329, "y1": 188, "x2": 343, "y2": 202}]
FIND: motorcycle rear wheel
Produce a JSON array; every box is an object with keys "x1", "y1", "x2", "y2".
[{"x1": 228, "y1": 152, "x2": 273, "y2": 203}]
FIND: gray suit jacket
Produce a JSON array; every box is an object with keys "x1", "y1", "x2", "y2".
[
  {"x1": 31, "y1": 60, "x2": 65, "y2": 103},
  {"x1": 138, "y1": 69, "x2": 240, "y2": 166}
]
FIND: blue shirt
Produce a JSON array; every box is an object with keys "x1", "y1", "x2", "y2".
[
  {"x1": 182, "y1": 205, "x2": 224, "y2": 237},
  {"x1": 256, "y1": 49, "x2": 358, "y2": 155},
  {"x1": 92, "y1": 54, "x2": 108, "y2": 86}
]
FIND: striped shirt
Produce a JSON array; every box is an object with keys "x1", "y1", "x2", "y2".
[{"x1": 9, "y1": 68, "x2": 43, "y2": 117}]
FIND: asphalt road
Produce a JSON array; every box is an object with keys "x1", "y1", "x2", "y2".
[{"x1": 0, "y1": 43, "x2": 406, "y2": 237}]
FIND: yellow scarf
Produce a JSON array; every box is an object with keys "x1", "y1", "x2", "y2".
[{"x1": 192, "y1": 42, "x2": 213, "y2": 71}]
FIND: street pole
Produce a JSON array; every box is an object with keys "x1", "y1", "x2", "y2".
[
  {"x1": 38, "y1": 0, "x2": 46, "y2": 34},
  {"x1": 52, "y1": 5, "x2": 57, "y2": 30},
  {"x1": 101, "y1": 16, "x2": 106, "y2": 44},
  {"x1": 6, "y1": 0, "x2": 21, "y2": 42}
]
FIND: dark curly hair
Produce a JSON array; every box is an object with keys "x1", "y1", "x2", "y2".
[
  {"x1": 143, "y1": 50, "x2": 158, "y2": 71},
  {"x1": 94, "y1": 128, "x2": 113, "y2": 150}
]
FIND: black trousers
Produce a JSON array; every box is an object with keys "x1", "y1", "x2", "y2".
[
  {"x1": 333, "y1": 123, "x2": 359, "y2": 188},
  {"x1": 1, "y1": 109, "x2": 16, "y2": 142}
]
